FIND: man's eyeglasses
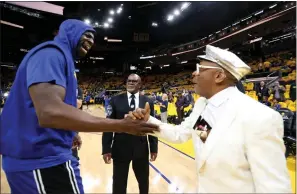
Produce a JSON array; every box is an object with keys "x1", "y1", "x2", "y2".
[
  {"x1": 127, "y1": 79, "x2": 138, "y2": 83},
  {"x1": 196, "y1": 63, "x2": 224, "y2": 73}
]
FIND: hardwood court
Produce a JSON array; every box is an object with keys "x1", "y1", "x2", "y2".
[{"x1": 1, "y1": 105, "x2": 296, "y2": 193}]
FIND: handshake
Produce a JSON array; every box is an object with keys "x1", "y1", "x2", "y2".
[{"x1": 122, "y1": 102, "x2": 159, "y2": 136}]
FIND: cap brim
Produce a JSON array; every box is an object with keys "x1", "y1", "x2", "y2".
[{"x1": 197, "y1": 55, "x2": 217, "y2": 64}]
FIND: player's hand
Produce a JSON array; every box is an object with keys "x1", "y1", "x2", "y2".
[
  {"x1": 150, "y1": 153, "x2": 157, "y2": 162},
  {"x1": 72, "y1": 134, "x2": 82, "y2": 150},
  {"x1": 120, "y1": 117, "x2": 159, "y2": 136},
  {"x1": 103, "y1": 153, "x2": 112, "y2": 164},
  {"x1": 126, "y1": 102, "x2": 151, "y2": 122}
]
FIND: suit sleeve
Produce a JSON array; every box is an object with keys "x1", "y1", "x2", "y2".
[
  {"x1": 245, "y1": 111, "x2": 292, "y2": 192},
  {"x1": 102, "y1": 97, "x2": 116, "y2": 155},
  {"x1": 147, "y1": 98, "x2": 207, "y2": 144},
  {"x1": 147, "y1": 99, "x2": 158, "y2": 153}
]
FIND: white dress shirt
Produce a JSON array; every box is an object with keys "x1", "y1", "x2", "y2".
[
  {"x1": 201, "y1": 86, "x2": 236, "y2": 128},
  {"x1": 127, "y1": 91, "x2": 140, "y2": 109}
]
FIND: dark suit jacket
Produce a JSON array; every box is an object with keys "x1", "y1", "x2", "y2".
[{"x1": 102, "y1": 93, "x2": 158, "y2": 160}]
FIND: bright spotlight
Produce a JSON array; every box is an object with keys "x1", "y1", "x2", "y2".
[
  {"x1": 110, "y1": 10, "x2": 115, "y2": 15},
  {"x1": 108, "y1": 18, "x2": 113, "y2": 23},
  {"x1": 121, "y1": 4, "x2": 123, "y2": 6},
  {"x1": 152, "y1": 22, "x2": 158, "y2": 27},
  {"x1": 95, "y1": 22, "x2": 99, "y2": 26},
  {"x1": 104, "y1": 23, "x2": 109, "y2": 28},
  {"x1": 117, "y1": 8, "x2": 122, "y2": 14},
  {"x1": 174, "y1": 9, "x2": 180, "y2": 15},
  {"x1": 181, "y1": 2, "x2": 190, "y2": 10},
  {"x1": 167, "y1": 15, "x2": 174, "y2": 21},
  {"x1": 84, "y1": 19, "x2": 90, "y2": 24},
  {"x1": 3, "y1": 92, "x2": 9, "y2": 97}
]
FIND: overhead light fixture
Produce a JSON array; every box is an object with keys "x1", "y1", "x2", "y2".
[
  {"x1": 97, "y1": 9, "x2": 100, "y2": 11},
  {"x1": 167, "y1": 15, "x2": 174, "y2": 21},
  {"x1": 152, "y1": 22, "x2": 158, "y2": 27},
  {"x1": 128, "y1": 16, "x2": 131, "y2": 19},
  {"x1": 108, "y1": 18, "x2": 113, "y2": 23},
  {"x1": 84, "y1": 19, "x2": 90, "y2": 24},
  {"x1": 117, "y1": 7, "x2": 122, "y2": 14},
  {"x1": 121, "y1": 4, "x2": 123, "y2": 6},
  {"x1": 110, "y1": 10, "x2": 115, "y2": 15},
  {"x1": 104, "y1": 23, "x2": 109, "y2": 28},
  {"x1": 181, "y1": 2, "x2": 190, "y2": 10},
  {"x1": 107, "y1": 39, "x2": 122, "y2": 42},
  {"x1": 174, "y1": 9, "x2": 180, "y2": 15}
]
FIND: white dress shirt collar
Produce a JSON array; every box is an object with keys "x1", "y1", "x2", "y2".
[
  {"x1": 207, "y1": 86, "x2": 236, "y2": 108},
  {"x1": 127, "y1": 91, "x2": 139, "y2": 99}
]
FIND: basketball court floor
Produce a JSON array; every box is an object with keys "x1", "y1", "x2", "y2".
[{"x1": 1, "y1": 105, "x2": 296, "y2": 193}]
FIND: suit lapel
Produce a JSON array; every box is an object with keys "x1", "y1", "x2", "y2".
[
  {"x1": 139, "y1": 95, "x2": 145, "y2": 109},
  {"x1": 198, "y1": 95, "x2": 241, "y2": 170},
  {"x1": 123, "y1": 93, "x2": 130, "y2": 111}
]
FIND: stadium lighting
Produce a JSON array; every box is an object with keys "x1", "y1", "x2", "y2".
[
  {"x1": 84, "y1": 19, "x2": 90, "y2": 24},
  {"x1": 152, "y1": 22, "x2": 158, "y2": 27},
  {"x1": 181, "y1": 2, "x2": 190, "y2": 10},
  {"x1": 110, "y1": 10, "x2": 115, "y2": 15},
  {"x1": 174, "y1": 9, "x2": 180, "y2": 16},
  {"x1": 104, "y1": 23, "x2": 109, "y2": 28},
  {"x1": 108, "y1": 18, "x2": 113, "y2": 23},
  {"x1": 117, "y1": 7, "x2": 122, "y2": 14},
  {"x1": 167, "y1": 15, "x2": 174, "y2": 21}
]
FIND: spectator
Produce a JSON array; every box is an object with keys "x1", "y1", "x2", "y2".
[
  {"x1": 85, "y1": 94, "x2": 91, "y2": 109},
  {"x1": 175, "y1": 92, "x2": 188, "y2": 124},
  {"x1": 272, "y1": 98, "x2": 281, "y2": 111},
  {"x1": 262, "y1": 96, "x2": 271, "y2": 107},
  {"x1": 270, "y1": 82, "x2": 286, "y2": 102},
  {"x1": 159, "y1": 94, "x2": 168, "y2": 123},
  {"x1": 256, "y1": 81, "x2": 269, "y2": 102}
]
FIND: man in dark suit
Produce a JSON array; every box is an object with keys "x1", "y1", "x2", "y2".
[{"x1": 102, "y1": 74, "x2": 158, "y2": 194}]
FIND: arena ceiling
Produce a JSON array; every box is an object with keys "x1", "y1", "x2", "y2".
[{"x1": 0, "y1": 1, "x2": 288, "y2": 70}]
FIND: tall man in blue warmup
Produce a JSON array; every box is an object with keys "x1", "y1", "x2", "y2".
[{"x1": 0, "y1": 19, "x2": 158, "y2": 194}]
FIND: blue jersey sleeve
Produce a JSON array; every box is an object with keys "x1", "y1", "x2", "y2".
[{"x1": 26, "y1": 47, "x2": 67, "y2": 89}]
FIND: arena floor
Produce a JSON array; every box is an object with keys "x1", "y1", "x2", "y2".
[{"x1": 1, "y1": 105, "x2": 296, "y2": 193}]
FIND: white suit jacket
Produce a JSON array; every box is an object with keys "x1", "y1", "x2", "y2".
[{"x1": 148, "y1": 88, "x2": 292, "y2": 193}]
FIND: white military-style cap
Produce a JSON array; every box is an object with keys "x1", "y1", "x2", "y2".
[{"x1": 197, "y1": 45, "x2": 251, "y2": 80}]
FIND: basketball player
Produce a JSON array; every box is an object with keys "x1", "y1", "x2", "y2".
[
  {"x1": 0, "y1": 19, "x2": 158, "y2": 194},
  {"x1": 127, "y1": 45, "x2": 291, "y2": 193}
]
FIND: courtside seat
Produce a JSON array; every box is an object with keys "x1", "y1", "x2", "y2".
[{"x1": 288, "y1": 101, "x2": 296, "y2": 112}]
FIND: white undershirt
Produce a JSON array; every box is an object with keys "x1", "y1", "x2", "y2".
[{"x1": 127, "y1": 91, "x2": 140, "y2": 109}]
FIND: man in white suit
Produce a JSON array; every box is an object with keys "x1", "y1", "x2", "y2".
[{"x1": 127, "y1": 45, "x2": 292, "y2": 193}]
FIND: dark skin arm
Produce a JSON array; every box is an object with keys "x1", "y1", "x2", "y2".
[{"x1": 29, "y1": 83, "x2": 159, "y2": 135}]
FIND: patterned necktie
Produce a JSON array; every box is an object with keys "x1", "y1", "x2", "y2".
[{"x1": 130, "y1": 94, "x2": 135, "y2": 110}]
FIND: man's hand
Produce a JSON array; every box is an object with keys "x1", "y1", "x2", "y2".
[
  {"x1": 103, "y1": 153, "x2": 112, "y2": 164},
  {"x1": 72, "y1": 134, "x2": 82, "y2": 150},
  {"x1": 126, "y1": 102, "x2": 151, "y2": 122},
  {"x1": 150, "y1": 153, "x2": 157, "y2": 162}
]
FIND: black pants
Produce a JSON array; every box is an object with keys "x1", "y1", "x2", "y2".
[
  {"x1": 112, "y1": 158, "x2": 149, "y2": 194},
  {"x1": 176, "y1": 108, "x2": 184, "y2": 124}
]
